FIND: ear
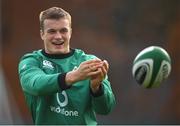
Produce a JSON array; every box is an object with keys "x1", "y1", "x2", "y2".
[{"x1": 40, "y1": 30, "x2": 44, "y2": 40}]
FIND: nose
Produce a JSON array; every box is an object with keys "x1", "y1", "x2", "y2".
[{"x1": 54, "y1": 31, "x2": 62, "y2": 39}]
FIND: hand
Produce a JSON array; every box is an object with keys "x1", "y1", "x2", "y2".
[
  {"x1": 90, "y1": 60, "x2": 109, "y2": 93},
  {"x1": 66, "y1": 59, "x2": 103, "y2": 85}
]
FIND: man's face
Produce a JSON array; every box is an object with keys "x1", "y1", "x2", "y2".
[{"x1": 41, "y1": 18, "x2": 72, "y2": 54}]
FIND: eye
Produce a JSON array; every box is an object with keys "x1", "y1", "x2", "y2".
[
  {"x1": 47, "y1": 29, "x2": 56, "y2": 34},
  {"x1": 60, "y1": 28, "x2": 68, "y2": 33}
]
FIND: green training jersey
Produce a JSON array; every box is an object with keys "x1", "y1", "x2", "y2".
[{"x1": 18, "y1": 48, "x2": 116, "y2": 125}]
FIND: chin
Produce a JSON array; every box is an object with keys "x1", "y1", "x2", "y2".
[{"x1": 54, "y1": 49, "x2": 69, "y2": 54}]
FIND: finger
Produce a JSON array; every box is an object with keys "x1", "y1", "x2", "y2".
[
  {"x1": 85, "y1": 59, "x2": 102, "y2": 64},
  {"x1": 88, "y1": 65, "x2": 97, "y2": 72},
  {"x1": 90, "y1": 63, "x2": 104, "y2": 70},
  {"x1": 86, "y1": 61, "x2": 104, "y2": 71},
  {"x1": 87, "y1": 69, "x2": 101, "y2": 77},
  {"x1": 102, "y1": 68, "x2": 107, "y2": 80},
  {"x1": 101, "y1": 65, "x2": 107, "y2": 75},
  {"x1": 83, "y1": 64, "x2": 98, "y2": 72},
  {"x1": 103, "y1": 60, "x2": 109, "y2": 71},
  {"x1": 96, "y1": 68, "x2": 105, "y2": 80}
]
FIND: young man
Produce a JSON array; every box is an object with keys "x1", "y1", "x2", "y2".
[{"x1": 18, "y1": 7, "x2": 115, "y2": 125}]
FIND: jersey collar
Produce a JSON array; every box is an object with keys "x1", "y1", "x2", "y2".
[{"x1": 41, "y1": 48, "x2": 75, "y2": 59}]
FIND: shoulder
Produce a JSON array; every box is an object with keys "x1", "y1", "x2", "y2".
[
  {"x1": 20, "y1": 50, "x2": 42, "y2": 60},
  {"x1": 19, "y1": 50, "x2": 43, "y2": 65},
  {"x1": 18, "y1": 50, "x2": 45, "y2": 73}
]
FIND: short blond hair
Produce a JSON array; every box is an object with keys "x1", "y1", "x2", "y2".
[{"x1": 39, "y1": 7, "x2": 71, "y2": 31}]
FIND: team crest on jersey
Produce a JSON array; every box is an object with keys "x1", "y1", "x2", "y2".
[{"x1": 42, "y1": 60, "x2": 54, "y2": 70}]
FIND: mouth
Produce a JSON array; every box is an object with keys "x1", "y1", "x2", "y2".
[{"x1": 52, "y1": 41, "x2": 64, "y2": 46}]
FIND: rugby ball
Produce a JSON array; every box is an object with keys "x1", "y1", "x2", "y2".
[{"x1": 132, "y1": 46, "x2": 171, "y2": 88}]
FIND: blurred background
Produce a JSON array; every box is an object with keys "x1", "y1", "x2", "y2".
[{"x1": 0, "y1": 0, "x2": 180, "y2": 124}]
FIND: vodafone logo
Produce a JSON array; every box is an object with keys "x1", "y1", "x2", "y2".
[
  {"x1": 50, "y1": 90, "x2": 79, "y2": 116},
  {"x1": 56, "y1": 91, "x2": 68, "y2": 107}
]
